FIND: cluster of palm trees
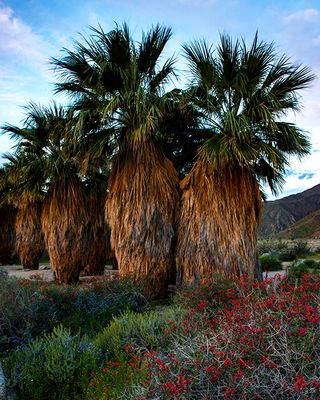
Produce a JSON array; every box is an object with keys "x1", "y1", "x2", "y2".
[{"x1": 0, "y1": 23, "x2": 314, "y2": 296}]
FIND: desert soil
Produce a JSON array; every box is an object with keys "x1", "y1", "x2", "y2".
[
  {"x1": 0, "y1": 264, "x2": 118, "y2": 282},
  {"x1": 0, "y1": 263, "x2": 286, "y2": 282}
]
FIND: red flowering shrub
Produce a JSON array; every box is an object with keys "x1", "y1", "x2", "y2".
[{"x1": 129, "y1": 275, "x2": 320, "y2": 399}]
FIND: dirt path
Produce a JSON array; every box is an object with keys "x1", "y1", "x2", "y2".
[
  {"x1": 0, "y1": 264, "x2": 118, "y2": 282},
  {"x1": 1, "y1": 263, "x2": 286, "y2": 283}
]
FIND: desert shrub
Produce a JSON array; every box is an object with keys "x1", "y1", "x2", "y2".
[
  {"x1": 0, "y1": 274, "x2": 148, "y2": 356},
  {"x1": 0, "y1": 273, "x2": 43, "y2": 354},
  {"x1": 258, "y1": 240, "x2": 311, "y2": 261},
  {"x1": 257, "y1": 240, "x2": 287, "y2": 256},
  {"x1": 257, "y1": 240, "x2": 273, "y2": 255},
  {"x1": 38, "y1": 284, "x2": 147, "y2": 336},
  {"x1": 85, "y1": 306, "x2": 185, "y2": 400},
  {"x1": 290, "y1": 240, "x2": 311, "y2": 258},
  {"x1": 259, "y1": 255, "x2": 282, "y2": 271},
  {"x1": 83, "y1": 359, "x2": 145, "y2": 400},
  {"x1": 303, "y1": 259, "x2": 319, "y2": 268},
  {"x1": 278, "y1": 250, "x2": 296, "y2": 261},
  {"x1": 127, "y1": 276, "x2": 320, "y2": 399},
  {"x1": 278, "y1": 241, "x2": 311, "y2": 261},
  {"x1": 2, "y1": 326, "x2": 98, "y2": 400},
  {"x1": 173, "y1": 276, "x2": 240, "y2": 314},
  {"x1": 289, "y1": 260, "x2": 320, "y2": 279},
  {"x1": 94, "y1": 306, "x2": 186, "y2": 362}
]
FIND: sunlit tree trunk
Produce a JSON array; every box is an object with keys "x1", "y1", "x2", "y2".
[
  {"x1": 42, "y1": 176, "x2": 90, "y2": 284},
  {"x1": 176, "y1": 162, "x2": 262, "y2": 284},
  {"x1": 107, "y1": 140, "x2": 179, "y2": 297}
]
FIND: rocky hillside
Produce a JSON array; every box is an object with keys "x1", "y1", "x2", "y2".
[
  {"x1": 275, "y1": 209, "x2": 320, "y2": 239},
  {"x1": 258, "y1": 184, "x2": 320, "y2": 238}
]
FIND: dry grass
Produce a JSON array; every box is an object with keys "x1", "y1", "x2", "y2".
[
  {"x1": 15, "y1": 198, "x2": 45, "y2": 270},
  {"x1": 0, "y1": 204, "x2": 16, "y2": 265},
  {"x1": 106, "y1": 139, "x2": 179, "y2": 297},
  {"x1": 42, "y1": 175, "x2": 90, "y2": 284},
  {"x1": 176, "y1": 162, "x2": 262, "y2": 284}
]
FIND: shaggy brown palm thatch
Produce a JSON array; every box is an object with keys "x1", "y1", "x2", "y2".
[
  {"x1": 42, "y1": 175, "x2": 90, "y2": 284},
  {"x1": 15, "y1": 198, "x2": 45, "y2": 270},
  {"x1": 176, "y1": 162, "x2": 262, "y2": 284},
  {"x1": 83, "y1": 189, "x2": 110, "y2": 275},
  {"x1": 0, "y1": 204, "x2": 16, "y2": 265},
  {"x1": 106, "y1": 140, "x2": 179, "y2": 297}
]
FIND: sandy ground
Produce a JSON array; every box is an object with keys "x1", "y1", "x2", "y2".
[
  {"x1": 0, "y1": 263, "x2": 286, "y2": 283},
  {"x1": 0, "y1": 264, "x2": 118, "y2": 282}
]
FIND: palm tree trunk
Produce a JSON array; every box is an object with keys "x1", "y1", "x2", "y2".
[
  {"x1": 106, "y1": 139, "x2": 179, "y2": 297},
  {"x1": 42, "y1": 175, "x2": 90, "y2": 284},
  {"x1": 0, "y1": 204, "x2": 16, "y2": 265},
  {"x1": 83, "y1": 191, "x2": 110, "y2": 275},
  {"x1": 176, "y1": 162, "x2": 262, "y2": 284},
  {"x1": 15, "y1": 199, "x2": 45, "y2": 270}
]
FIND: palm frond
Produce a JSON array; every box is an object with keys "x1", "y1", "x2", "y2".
[{"x1": 137, "y1": 24, "x2": 173, "y2": 76}]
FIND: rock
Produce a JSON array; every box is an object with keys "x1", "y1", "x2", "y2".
[
  {"x1": 39, "y1": 265, "x2": 51, "y2": 270},
  {"x1": 281, "y1": 261, "x2": 292, "y2": 270}
]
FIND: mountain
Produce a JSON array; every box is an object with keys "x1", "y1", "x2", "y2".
[
  {"x1": 258, "y1": 184, "x2": 320, "y2": 238},
  {"x1": 275, "y1": 209, "x2": 320, "y2": 239}
]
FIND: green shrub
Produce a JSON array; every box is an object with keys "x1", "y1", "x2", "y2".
[
  {"x1": 290, "y1": 240, "x2": 311, "y2": 258},
  {"x1": 2, "y1": 326, "x2": 98, "y2": 400},
  {"x1": 0, "y1": 274, "x2": 148, "y2": 356},
  {"x1": 39, "y1": 284, "x2": 147, "y2": 336},
  {"x1": 289, "y1": 259, "x2": 320, "y2": 279},
  {"x1": 278, "y1": 241, "x2": 311, "y2": 261},
  {"x1": 129, "y1": 276, "x2": 320, "y2": 399},
  {"x1": 94, "y1": 306, "x2": 186, "y2": 361},
  {"x1": 258, "y1": 240, "x2": 311, "y2": 261},
  {"x1": 257, "y1": 240, "x2": 287, "y2": 256},
  {"x1": 82, "y1": 360, "x2": 145, "y2": 400},
  {"x1": 259, "y1": 255, "x2": 282, "y2": 271},
  {"x1": 0, "y1": 273, "x2": 42, "y2": 354}
]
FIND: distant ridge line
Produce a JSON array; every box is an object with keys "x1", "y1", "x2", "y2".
[{"x1": 258, "y1": 183, "x2": 320, "y2": 238}]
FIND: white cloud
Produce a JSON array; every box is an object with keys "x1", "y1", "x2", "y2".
[
  {"x1": 284, "y1": 8, "x2": 319, "y2": 24},
  {"x1": 265, "y1": 148, "x2": 320, "y2": 200},
  {"x1": 0, "y1": 6, "x2": 48, "y2": 62}
]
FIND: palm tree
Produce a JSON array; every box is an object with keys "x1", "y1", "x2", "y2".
[
  {"x1": 52, "y1": 24, "x2": 179, "y2": 297},
  {"x1": 176, "y1": 34, "x2": 314, "y2": 284},
  {"x1": 0, "y1": 151, "x2": 45, "y2": 270},
  {"x1": 83, "y1": 174, "x2": 111, "y2": 275},
  {"x1": 0, "y1": 169, "x2": 16, "y2": 265},
  {"x1": 2, "y1": 103, "x2": 90, "y2": 283}
]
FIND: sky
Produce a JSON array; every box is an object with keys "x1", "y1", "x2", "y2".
[{"x1": 0, "y1": 0, "x2": 319, "y2": 200}]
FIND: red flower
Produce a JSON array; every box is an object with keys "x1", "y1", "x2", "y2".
[
  {"x1": 294, "y1": 375, "x2": 307, "y2": 392},
  {"x1": 233, "y1": 369, "x2": 244, "y2": 382},
  {"x1": 224, "y1": 387, "x2": 236, "y2": 399}
]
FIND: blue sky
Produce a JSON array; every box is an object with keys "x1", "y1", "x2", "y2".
[{"x1": 1, "y1": 0, "x2": 319, "y2": 199}]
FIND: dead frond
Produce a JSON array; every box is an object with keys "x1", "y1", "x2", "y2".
[
  {"x1": 106, "y1": 139, "x2": 179, "y2": 297},
  {"x1": 15, "y1": 199, "x2": 45, "y2": 270},
  {"x1": 42, "y1": 175, "x2": 90, "y2": 284},
  {"x1": 176, "y1": 162, "x2": 262, "y2": 284},
  {"x1": 0, "y1": 204, "x2": 16, "y2": 265}
]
